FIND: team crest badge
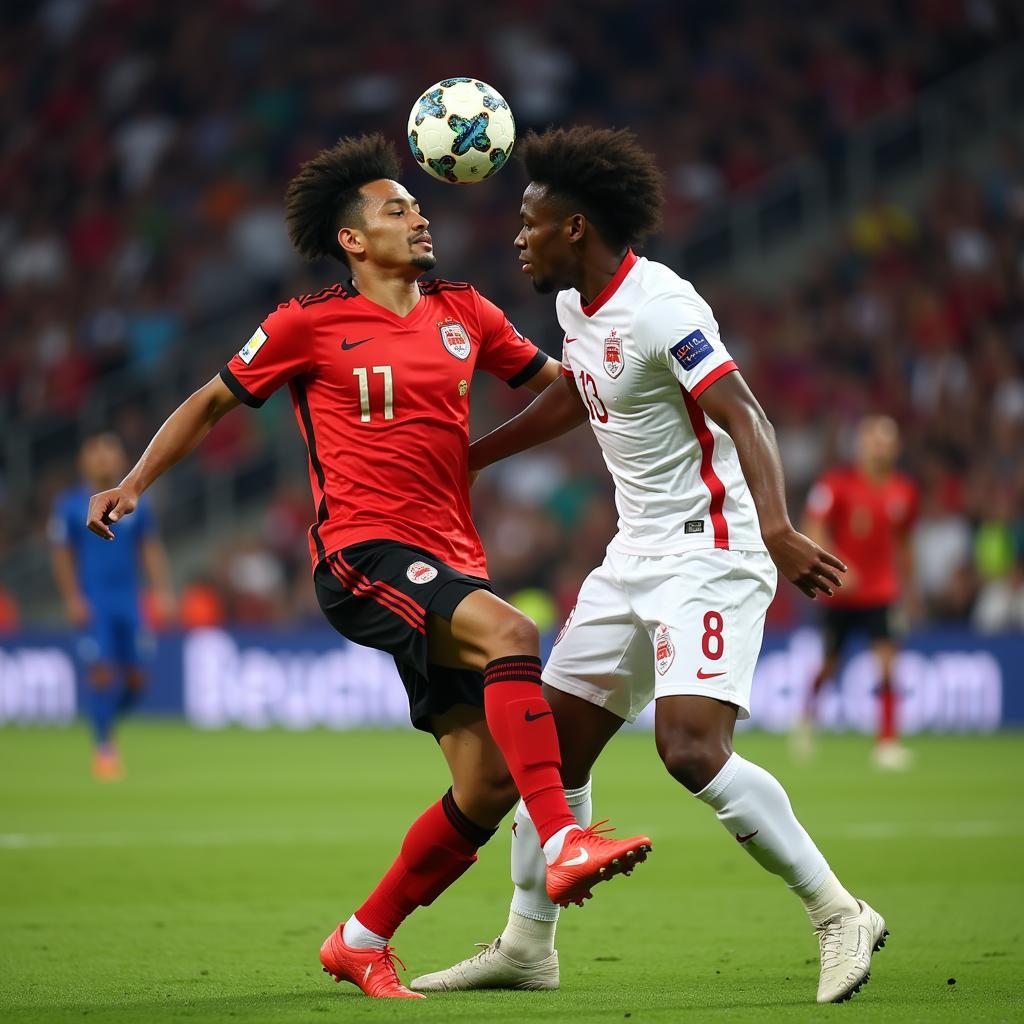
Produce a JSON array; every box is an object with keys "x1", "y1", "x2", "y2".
[
  {"x1": 654, "y1": 624, "x2": 675, "y2": 675},
  {"x1": 406, "y1": 561, "x2": 438, "y2": 584},
  {"x1": 438, "y1": 318, "x2": 472, "y2": 360},
  {"x1": 603, "y1": 328, "x2": 624, "y2": 378}
]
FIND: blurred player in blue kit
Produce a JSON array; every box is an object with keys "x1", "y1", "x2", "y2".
[{"x1": 49, "y1": 433, "x2": 174, "y2": 780}]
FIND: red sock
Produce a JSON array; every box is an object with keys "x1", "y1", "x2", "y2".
[
  {"x1": 879, "y1": 684, "x2": 897, "y2": 742},
  {"x1": 354, "y1": 790, "x2": 494, "y2": 940},
  {"x1": 483, "y1": 656, "x2": 576, "y2": 845}
]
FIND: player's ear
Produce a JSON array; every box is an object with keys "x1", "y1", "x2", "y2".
[
  {"x1": 566, "y1": 213, "x2": 587, "y2": 243},
  {"x1": 338, "y1": 227, "x2": 365, "y2": 259}
]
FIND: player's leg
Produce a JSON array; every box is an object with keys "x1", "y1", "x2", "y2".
[
  {"x1": 646, "y1": 550, "x2": 886, "y2": 1003},
  {"x1": 412, "y1": 559, "x2": 642, "y2": 992},
  {"x1": 85, "y1": 662, "x2": 122, "y2": 780},
  {"x1": 428, "y1": 587, "x2": 650, "y2": 902},
  {"x1": 322, "y1": 703, "x2": 516, "y2": 999},
  {"x1": 795, "y1": 609, "x2": 845, "y2": 759},
  {"x1": 869, "y1": 618, "x2": 912, "y2": 769},
  {"x1": 79, "y1": 616, "x2": 122, "y2": 780},
  {"x1": 411, "y1": 689, "x2": 624, "y2": 992}
]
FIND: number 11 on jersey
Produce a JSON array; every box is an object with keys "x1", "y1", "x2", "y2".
[{"x1": 353, "y1": 366, "x2": 394, "y2": 422}]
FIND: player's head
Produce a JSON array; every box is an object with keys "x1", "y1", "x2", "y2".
[
  {"x1": 855, "y1": 415, "x2": 900, "y2": 473},
  {"x1": 285, "y1": 134, "x2": 435, "y2": 276},
  {"x1": 514, "y1": 126, "x2": 665, "y2": 294},
  {"x1": 79, "y1": 433, "x2": 126, "y2": 488}
]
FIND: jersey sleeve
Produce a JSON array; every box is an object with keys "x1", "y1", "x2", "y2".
[
  {"x1": 472, "y1": 291, "x2": 548, "y2": 388},
  {"x1": 220, "y1": 299, "x2": 313, "y2": 407},
  {"x1": 633, "y1": 294, "x2": 738, "y2": 398}
]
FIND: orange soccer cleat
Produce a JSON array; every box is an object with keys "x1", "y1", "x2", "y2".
[
  {"x1": 319, "y1": 924, "x2": 425, "y2": 999},
  {"x1": 92, "y1": 748, "x2": 123, "y2": 782},
  {"x1": 545, "y1": 820, "x2": 652, "y2": 908}
]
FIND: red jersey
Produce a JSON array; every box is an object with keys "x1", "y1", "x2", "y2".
[
  {"x1": 805, "y1": 466, "x2": 918, "y2": 608},
  {"x1": 221, "y1": 279, "x2": 546, "y2": 576}
]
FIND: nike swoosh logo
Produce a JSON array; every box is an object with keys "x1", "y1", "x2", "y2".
[
  {"x1": 696, "y1": 669, "x2": 726, "y2": 679},
  {"x1": 363, "y1": 964, "x2": 373, "y2": 982},
  {"x1": 564, "y1": 337, "x2": 577, "y2": 344},
  {"x1": 561, "y1": 847, "x2": 589, "y2": 866},
  {"x1": 341, "y1": 337, "x2": 374, "y2": 350},
  {"x1": 524, "y1": 709, "x2": 553, "y2": 722},
  {"x1": 735, "y1": 830, "x2": 759, "y2": 844}
]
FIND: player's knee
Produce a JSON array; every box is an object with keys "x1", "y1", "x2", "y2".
[
  {"x1": 453, "y1": 769, "x2": 518, "y2": 824},
  {"x1": 657, "y1": 735, "x2": 727, "y2": 794},
  {"x1": 88, "y1": 664, "x2": 114, "y2": 689},
  {"x1": 125, "y1": 668, "x2": 146, "y2": 692},
  {"x1": 486, "y1": 609, "x2": 539, "y2": 658}
]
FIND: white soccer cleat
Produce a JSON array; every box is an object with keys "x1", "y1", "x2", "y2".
[
  {"x1": 409, "y1": 937, "x2": 559, "y2": 992},
  {"x1": 871, "y1": 740, "x2": 914, "y2": 771},
  {"x1": 815, "y1": 899, "x2": 888, "y2": 1003}
]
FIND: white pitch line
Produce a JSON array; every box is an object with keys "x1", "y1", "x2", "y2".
[{"x1": 0, "y1": 820, "x2": 1017, "y2": 850}]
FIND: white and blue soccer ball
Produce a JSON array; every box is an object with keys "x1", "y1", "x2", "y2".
[{"x1": 407, "y1": 78, "x2": 515, "y2": 184}]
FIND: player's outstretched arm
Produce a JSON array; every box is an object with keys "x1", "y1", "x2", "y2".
[
  {"x1": 86, "y1": 376, "x2": 241, "y2": 540},
  {"x1": 469, "y1": 370, "x2": 587, "y2": 472},
  {"x1": 697, "y1": 372, "x2": 846, "y2": 599}
]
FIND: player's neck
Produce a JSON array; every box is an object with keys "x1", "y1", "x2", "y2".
[
  {"x1": 352, "y1": 271, "x2": 422, "y2": 317},
  {"x1": 574, "y1": 248, "x2": 631, "y2": 308}
]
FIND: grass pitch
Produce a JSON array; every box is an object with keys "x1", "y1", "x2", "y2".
[{"x1": 1, "y1": 724, "x2": 1021, "y2": 1023}]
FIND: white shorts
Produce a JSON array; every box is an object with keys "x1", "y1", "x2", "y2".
[{"x1": 544, "y1": 547, "x2": 777, "y2": 721}]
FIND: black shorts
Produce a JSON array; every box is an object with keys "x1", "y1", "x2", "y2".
[
  {"x1": 821, "y1": 604, "x2": 894, "y2": 659},
  {"x1": 314, "y1": 540, "x2": 491, "y2": 734}
]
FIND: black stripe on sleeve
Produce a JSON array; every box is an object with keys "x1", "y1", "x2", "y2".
[
  {"x1": 292, "y1": 380, "x2": 328, "y2": 562},
  {"x1": 506, "y1": 348, "x2": 549, "y2": 389},
  {"x1": 219, "y1": 366, "x2": 266, "y2": 408}
]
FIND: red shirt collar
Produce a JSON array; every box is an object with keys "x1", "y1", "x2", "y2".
[{"x1": 580, "y1": 249, "x2": 638, "y2": 317}]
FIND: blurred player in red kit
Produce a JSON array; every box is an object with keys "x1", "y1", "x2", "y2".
[
  {"x1": 84, "y1": 135, "x2": 649, "y2": 999},
  {"x1": 800, "y1": 415, "x2": 919, "y2": 769}
]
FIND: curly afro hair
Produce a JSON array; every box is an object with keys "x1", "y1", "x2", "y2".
[
  {"x1": 285, "y1": 133, "x2": 401, "y2": 264},
  {"x1": 518, "y1": 126, "x2": 664, "y2": 250}
]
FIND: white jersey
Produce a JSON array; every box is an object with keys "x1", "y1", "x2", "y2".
[{"x1": 557, "y1": 251, "x2": 764, "y2": 555}]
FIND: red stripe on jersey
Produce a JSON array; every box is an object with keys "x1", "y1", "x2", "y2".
[
  {"x1": 680, "y1": 386, "x2": 730, "y2": 550},
  {"x1": 328, "y1": 559, "x2": 426, "y2": 634},
  {"x1": 334, "y1": 553, "x2": 427, "y2": 623},
  {"x1": 688, "y1": 360, "x2": 738, "y2": 400}
]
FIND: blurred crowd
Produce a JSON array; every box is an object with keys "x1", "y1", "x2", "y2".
[{"x1": 1, "y1": 0, "x2": 1023, "y2": 631}]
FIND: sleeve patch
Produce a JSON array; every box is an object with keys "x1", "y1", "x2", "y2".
[
  {"x1": 669, "y1": 329, "x2": 713, "y2": 371},
  {"x1": 238, "y1": 326, "x2": 268, "y2": 365}
]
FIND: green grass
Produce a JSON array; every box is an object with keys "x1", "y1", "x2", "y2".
[{"x1": 1, "y1": 725, "x2": 1022, "y2": 1023}]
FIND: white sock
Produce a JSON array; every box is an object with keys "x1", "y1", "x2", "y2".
[
  {"x1": 801, "y1": 871, "x2": 861, "y2": 928},
  {"x1": 696, "y1": 753, "x2": 854, "y2": 920},
  {"x1": 342, "y1": 914, "x2": 387, "y2": 950},
  {"x1": 542, "y1": 823, "x2": 580, "y2": 865},
  {"x1": 504, "y1": 779, "x2": 592, "y2": 957}
]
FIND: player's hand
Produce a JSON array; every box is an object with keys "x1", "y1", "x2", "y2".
[
  {"x1": 67, "y1": 593, "x2": 91, "y2": 628},
  {"x1": 764, "y1": 527, "x2": 846, "y2": 600},
  {"x1": 86, "y1": 486, "x2": 139, "y2": 540},
  {"x1": 151, "y1": 588, "x2": 176, "y2": 628}
]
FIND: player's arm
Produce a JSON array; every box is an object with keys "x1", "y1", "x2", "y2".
[
  {"x1": 469, "y1": 362, "x2": 587, "y2": 471},
  {"x1": 140, "y1": 536, "x2": 175, "y2": 625},
  {"x1": 87, "y1": 376, "x2": 240, "y2": 540},
  {"x1": 697, "y1": 372, "x2": 846, "y2": 599},
  {"x1": 50, "y1": 543, "x2": 90, "y2": 627}
]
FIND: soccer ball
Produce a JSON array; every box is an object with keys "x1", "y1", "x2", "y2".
[{"x1": 407, "y1": 78, "x2": 515, "y2": 184}]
